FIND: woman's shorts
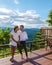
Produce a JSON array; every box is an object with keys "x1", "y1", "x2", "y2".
[{"x1": 9, "y1": 41, "x2": 17, "y2": 46}]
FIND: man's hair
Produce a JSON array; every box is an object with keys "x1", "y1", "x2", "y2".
[
  {"x1": 14, "y1": 26, "x2": 18, "y2": 31},
  {"x1": 20, "y1": 25, "x2": 24, "y2": 28}
]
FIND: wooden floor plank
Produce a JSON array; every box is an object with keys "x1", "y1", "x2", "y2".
[{"x1": 0, "y1": 49, "x2": 52, "y2": 65}]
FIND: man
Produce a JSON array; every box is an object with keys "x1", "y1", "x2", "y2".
[{"x1": 18, "y1": 25, "x2": 28, "y2": 60}]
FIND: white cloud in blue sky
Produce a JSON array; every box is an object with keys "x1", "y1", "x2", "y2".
[
  {"x1": 0, "y1": 0, "x2": 51, "y2": 28},
  {"x1": 0, "y1": 8, "x2": 48, "y2": 28},
  {"x1": 13, "y1": 0, "x2": 19, "y2": 4}
]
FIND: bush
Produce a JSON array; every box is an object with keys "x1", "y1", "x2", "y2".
[
  {"x1": 0, "y1": 27, "x2": 10, "y2": 45},
  {"x1": 32, "y1": 30, "x2": 45, "y2": 50}
]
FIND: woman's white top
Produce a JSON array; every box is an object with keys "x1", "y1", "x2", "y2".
[
  {"x1": 18, "y1": 30, "x2": 28, "y2": 41},
  {"x1": 10, "y1": 30, "x2": 19, "y2": 46}
]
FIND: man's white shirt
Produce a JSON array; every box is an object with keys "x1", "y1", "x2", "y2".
[{"x1": 18, "y1": 30, "x2": 28, "y2": 41}]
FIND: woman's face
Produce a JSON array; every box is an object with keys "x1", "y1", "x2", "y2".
[{"x1": 14, "y1": 28, "x2": 18, "y2": 32}]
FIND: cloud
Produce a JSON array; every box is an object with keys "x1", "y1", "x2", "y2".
[
  {"x1": 0, "y1": 8, "x2": 12, "y2": 14},
  {"x1": 0, "y1": 8, "x2": 16, "y2": 15},
  {"x1": 13, "y1": 0, "x2": 19, "y2": 4},
  {"x1": 0, "y1": 8, "x2": 48, "y2": 28},
  {"x1": 0, "y1": 15, "x2": 10, "y2": 19}
]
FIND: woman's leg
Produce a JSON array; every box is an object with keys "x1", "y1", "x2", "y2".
[{"x1": 10, "y1": 46, "x2": 16, "y2": 61}]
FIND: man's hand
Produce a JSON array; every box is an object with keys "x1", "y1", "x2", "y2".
[{"x1": 17, "y1": 41, "x2": 20, "y2": 44}]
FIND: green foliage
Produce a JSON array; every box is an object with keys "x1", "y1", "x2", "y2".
[
  {"x1": 0, "y1": 27, "x2": 10, "y2": 45},
  {"x1": 48, "y1": 10, "x2": 52, "y2": 19},
  {"x1": 32, "y1": 30, "x2": 45, "y2": 50},
  {"x1": 46, "y1": 10, "x2": 52, "y2": 26}
]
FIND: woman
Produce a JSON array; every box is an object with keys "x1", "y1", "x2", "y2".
[{"x1": 10, "y1": 26, "x2": 19, "y2": 62}]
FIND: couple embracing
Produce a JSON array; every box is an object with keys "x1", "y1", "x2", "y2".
[{"x1": 10, "y1": 25, "x2": 28, "y2": 62}]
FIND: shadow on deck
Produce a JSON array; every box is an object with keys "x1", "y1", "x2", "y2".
[{"x1": 0, "y1": 49, "x2": 52, "y2": 65}]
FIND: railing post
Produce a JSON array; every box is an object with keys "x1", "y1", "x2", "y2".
[
  {"x1": 2, "y1": 46, "x2": 5, "y2": 58},
  {"x1": 30, "y1": 42, "x2": 32, "y2": 52}
]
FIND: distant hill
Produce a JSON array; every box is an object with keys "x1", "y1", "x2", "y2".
[
  {"x1": 0, "y1": 27, "x2": 39, "y2": 41},
  {"x1": 24, "y1": 28, "x2": 39, "y2": 41}
]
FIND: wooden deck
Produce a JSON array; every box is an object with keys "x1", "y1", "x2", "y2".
[{"x1": 0, "y1": 49, "x2": 52, "y2": 65}]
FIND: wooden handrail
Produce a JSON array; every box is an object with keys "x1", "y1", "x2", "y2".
[
  {"x1": 0, "y1": 39, "x2": 45, "y2": 47},
  {"x1": 0, "y1": 39, "x2": 46, "y2": 58}
]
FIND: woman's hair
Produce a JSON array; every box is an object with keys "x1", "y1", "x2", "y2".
[
  {"x1": 14, "y1": 26, "x2": 18, "y2": 31},
  {"x1": 20, "y1": 25, "x2": 24, "y2": 28}
]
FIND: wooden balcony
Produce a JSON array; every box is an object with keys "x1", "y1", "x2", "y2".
[{"x1": 0, "y1": 48, "x2": 52, "y2": 65}]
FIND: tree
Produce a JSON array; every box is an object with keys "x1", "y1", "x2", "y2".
[
  {"x1": 4, "y1": 27, "x2": 10, "y2": 44},
  {"x1": 0, "y1": 27, "x2": 10, "y2": 45},
  {"x1": 32, "y1": 30, "x2": 45, "y2": 50},
  {"x1": 0, "y1": 28, "x2": 5, "y2": 44},
  {"x1": 46, "y1": 10, "x2": 52, "y2": 26}
]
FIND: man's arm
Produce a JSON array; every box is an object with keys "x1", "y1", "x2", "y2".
[
  {"x1": 25, "y1": 32, "x2": 28, "y2": 40},
  {"x1": 18, "y1": 35, "x2": 20, "y2": 41},
  {"x1": 18, "y1": 35, "x2": 20, "y2": 43},
  {"x1": 18, "y1": 30, "x2": 21, "y2": 43}
]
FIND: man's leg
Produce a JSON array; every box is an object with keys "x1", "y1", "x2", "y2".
[
  {"x1": 17, "y1": 43, "x2": 23, "y2": 59},
  {"x1": 22, "y1": 42, "x2": 28, "y2": 59}
]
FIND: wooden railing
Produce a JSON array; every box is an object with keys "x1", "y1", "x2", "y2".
[{"x1": 0, "y1": 39, "x2": 46, "y2": 58}]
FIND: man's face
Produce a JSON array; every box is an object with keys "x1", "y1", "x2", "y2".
[{"x1": 20, "y1": 26, "x2": 24, "y2": 31}]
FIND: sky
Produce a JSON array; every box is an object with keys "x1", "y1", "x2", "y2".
[{"x1": 0, "y1": 0, "x2": 52, "y2": 28}]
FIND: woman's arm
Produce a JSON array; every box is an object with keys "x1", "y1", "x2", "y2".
[{"x1": 11, "y1": 35, "x2": 18, "y2": 43}]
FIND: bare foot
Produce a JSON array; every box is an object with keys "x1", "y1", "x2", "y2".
[
  {"x1": 10, "y1": 58, "x2": 14, "y2": 62},
  {"x1": 21, "y1": 54, "x2": 23, "y2": 59}
]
